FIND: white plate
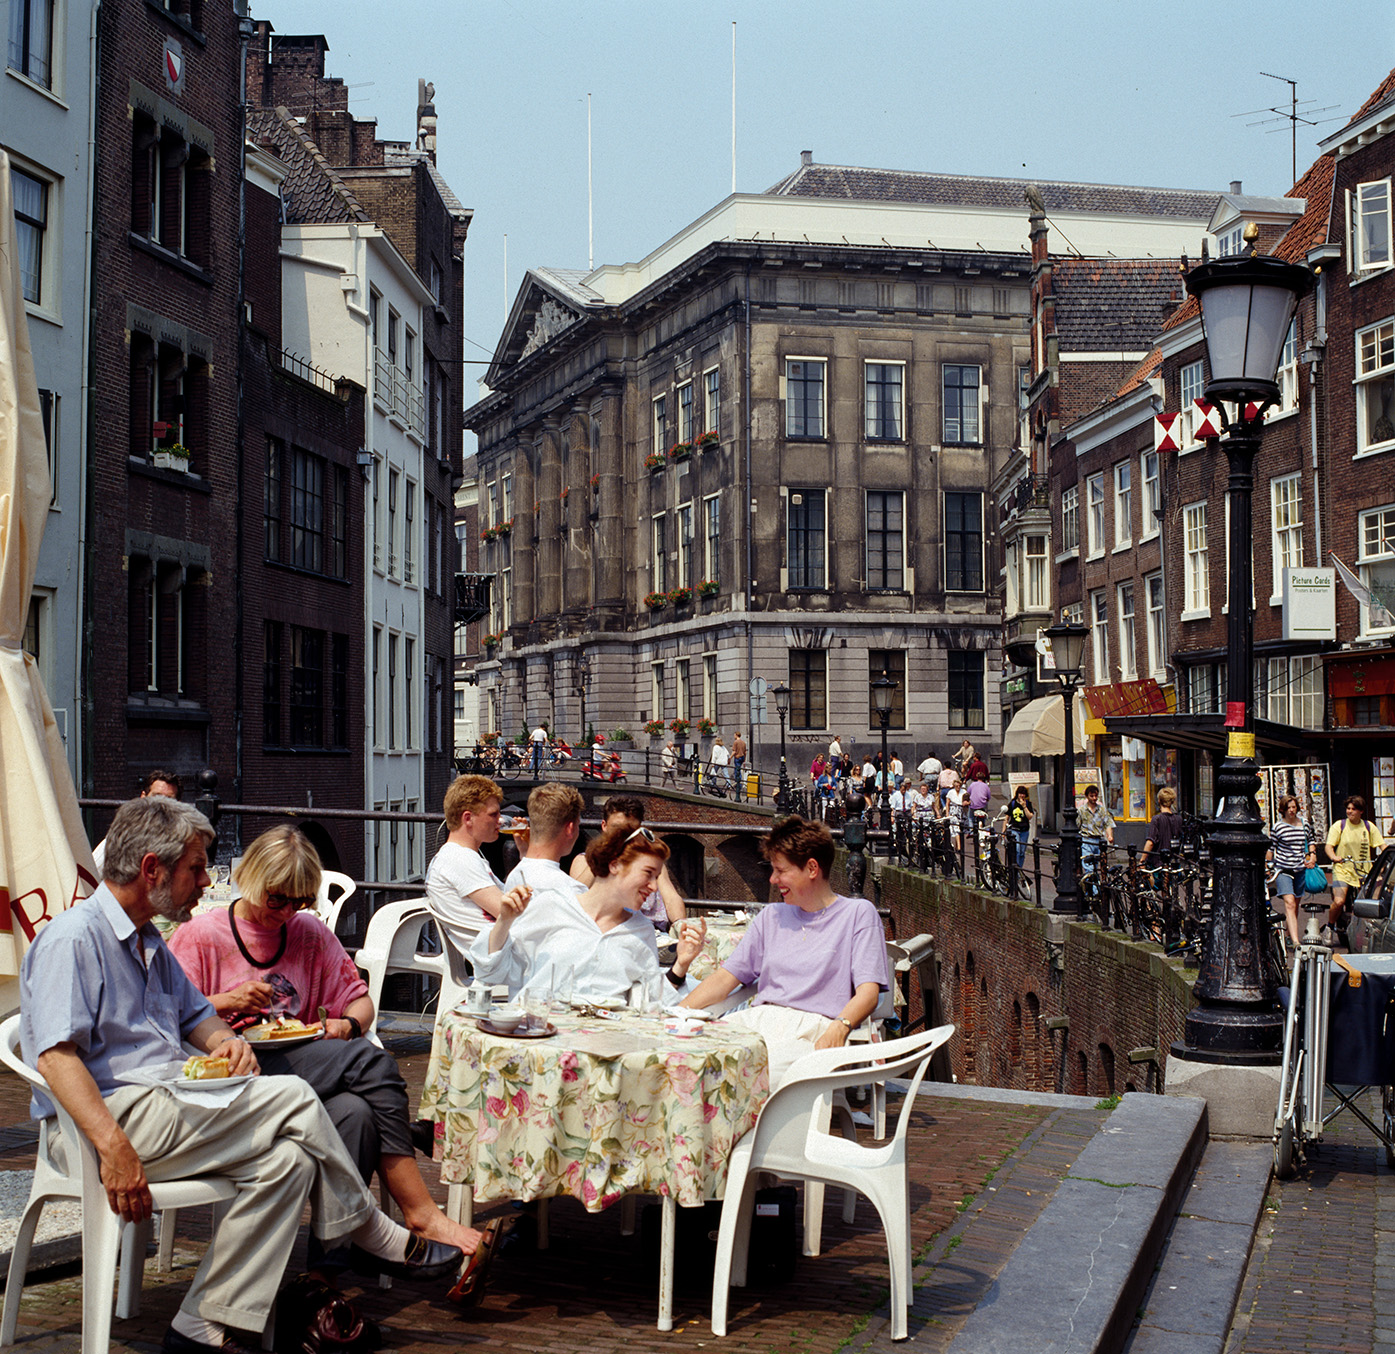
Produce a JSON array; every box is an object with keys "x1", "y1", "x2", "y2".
[
  {"x1": 681, "y1": 1007, "x2": 718, "y2": 1021},
  {"x1": 117, "y1": 1061, "x2": 258, "y2": 1093},
  {"x1": 243, "y1": 1027, "x2": 324, "y2": 1050}
]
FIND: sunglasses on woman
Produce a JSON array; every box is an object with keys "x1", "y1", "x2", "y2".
[
  {"x1": 625, "y1": 826, "x2": 658, "y2": 844},
  {"x1": 266, "y1": 892, "x2": 316, "y2": 911}
]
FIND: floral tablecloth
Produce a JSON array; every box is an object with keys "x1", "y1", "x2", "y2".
[
  {"x1": 678, "y1": 915, "x2": 750, "y2": 983},
  {"x1": 418, "y1": 1008, "x2": 768, "y2": 1212}
]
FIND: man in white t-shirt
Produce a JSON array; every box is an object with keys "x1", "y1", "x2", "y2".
[
  {"x1": 918, "y1": 753, "x2": 942, "y2": 782},
  {"x1": 530, "y1": 724, "x2": 548, "y2": 777},
  {"x1": 504, "y1": 783, "x2": 587, "y2": 906},
  {"x1": 709, "y1": 736, "x2": 730, "y2": 789},
  {"x1": 828, "y1": 735, "x2": 843, "y2": 760},
  {"x1": 890, "y1": 753, "x2": 904, "y2": 790},
  {"x1": 425, "y1": 775, "x2": 531, "y2": 955}
]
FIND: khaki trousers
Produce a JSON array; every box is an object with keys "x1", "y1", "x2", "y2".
[
  {"x1": 52, "y1": 1076, "x2": 377, "y2": 1331},
  {"x1": 722, "y1": 1003, "x2": 833, "y2": 1089}
]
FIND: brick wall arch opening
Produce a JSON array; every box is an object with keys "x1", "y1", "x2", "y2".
[
  {"x1": 1098, "y1": 1044, "x2": 1116, "y2": 1097},
  {"x1": 1024, "y1": 992, "x2": 1044, "y2": 1091},
  {"x1": 1073, "y1": 1049, "x2": 1089, "y2": 1097}
]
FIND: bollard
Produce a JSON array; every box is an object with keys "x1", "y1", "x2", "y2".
[
  {"x1": 843, "y1": 816, "x2": 868, "y2": 898},
  {"x1": 195, "y1": 769, "x2": 221, "y2": 859}
]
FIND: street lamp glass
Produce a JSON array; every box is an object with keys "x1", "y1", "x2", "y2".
[
  {"x1": 1184, "y1": 254, "x2": 1314, "y2": 406},
  {"x1": 871, "y1": 672, "x2": 896, "y2": 715},
  {"x1": 1043, "y1": 622, "x2": 1089, "y2": 682},
  {"x1": 770, "y1": 681, "x2": 791, "y2": 717}
]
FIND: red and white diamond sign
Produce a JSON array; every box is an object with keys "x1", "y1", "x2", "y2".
[
  {"x1": 1194, "y1": 400, "x2": 1223, "y2": 441},
  {"x1": 1154, "y1": 412, "x2": 1181, "y2": 453}
]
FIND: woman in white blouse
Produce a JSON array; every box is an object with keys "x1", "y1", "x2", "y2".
[{"x1": 469, "y1": 825, "x2": 707, "y2": 1007}]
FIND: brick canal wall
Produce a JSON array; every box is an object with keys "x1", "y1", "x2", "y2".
[{"x1": 856, "y1": 860, "x2": 1195, "y2": 1099}]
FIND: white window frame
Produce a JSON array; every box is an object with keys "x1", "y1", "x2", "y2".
[
  {"x1": 784, "y1": 357, "x2": 827, "y2": 439},
  {"x1": 1276, "y1": 320, "x2": 1299, "y2": 415},
  {"x1": 676, "y1": 501, "x2": 694, "y2": 589},
  {"x1": 677, "y1": 380, "x2": 694, "y2": 443},
  {"x1": 1086, "y1": 473, "x2": 1105, "y2": 558},
  {"x1": 10, "y1": 161, "x2": 55, "y2": 313},
  {"x1": 1270, "y1": 473, "x2": 1303, "y2": 604},
  {"x1": 1352, "y1": 180, "x2": 1394, "y2": 274},
  {"x1": 942, "y1": 363, "x2": 982, "y2": 445},
  {"x1": 676, "y1": 658, "x2": 690, "y2": 721},
  {"x1": 1117, "y1": 581, "x2": 1136, "y2": 680},
  {"x1": 863, "y1": 359, "x2": 906, "y2": 442},
  {"x1": 786, "y1": 487, "x2": 828, "y2": 591},
  {"x1": 703, "y1": 652, "x2": 718, "y2": 722},
  {"x1": 1140, "y1": 452, "x2": 1160, "y2": 542},
  {"x1": 1090, "y1": 590, "x2": 1109, "y2": 683},
  {"x1": 703, "y1": 366, "x2": 720, "y2": 435},
  {"x1": 1024, "y1": 534, "x2": 1048, "y2": 611},
  {"x1": 1112, "y1": 461, "x2": 1132, "y2": 550},
  {"x1": 1179, "y1": 360, "x2": 1205, "y2": 450},
  {"x1": 652, "y1": 393, "x2": 667, "y2": 457},
  {"x1": 1060, "y1": 483, "x2": 1079, "y2": 555},
  {"x1": 703, "y1": 493, "x2": 720, "y2": 586},
  {"x1": 1145, "y1": 572, "x2": 1165, "y2": 679},
  {"x1": 1356, "y1": 319, "x2": 1395, "y2": 457},
  {"x1": 1358, "y1": 504, "x2": 1395, "y2": 636},
  {"x1": 865, "y1": 489, "x2": 906, "y2": 592},
  {"x1": 651, "y1": 512, "x2": 667, "y2": 593},
  {"x1": 1183, "y1": 501, "x2": 1210, "y2": 619},
  {"x1": 651, "y1": 661, "x2": 665, "y2": 721}
]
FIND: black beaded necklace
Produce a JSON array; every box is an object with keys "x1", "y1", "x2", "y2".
[{"x1": 227, "y1": 903, "x2": 288, "y2": 969}]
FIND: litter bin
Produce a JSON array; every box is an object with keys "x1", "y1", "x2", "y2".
[{"x1": 745, "y1": 772, "x2": 761, "y2": 801}]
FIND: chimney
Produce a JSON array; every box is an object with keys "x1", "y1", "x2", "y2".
[
  {"x1": 1230, "y1": 180, "x2": 1243, "y2": 195},
  {"x1": 800, "y1": 150, "x2": 813, "y2": 167},
  {"x1": 417, "y1": 78, "x2": 437, "y2": 161}
]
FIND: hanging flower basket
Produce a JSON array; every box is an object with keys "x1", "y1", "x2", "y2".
[
  {"x1": 644, "y1": 451, "x2": 666, "y2": 472},
  {"x1": 643, "y1": 592, "x2": 669, "y2": 611}
]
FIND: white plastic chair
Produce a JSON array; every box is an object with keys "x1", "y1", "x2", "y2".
[
  {"x1": 314, "y1": 870, "x2": 357, "y2": 935},
  {"x1": 0, "y1": 1015, "x2": 260, "y2": 1354},
  {"x1": 354, "y1": 899, "x2": 442, "y2": 1030},
  {"x1": 710, "y1": 1023, "x2": 955, "y2": 1343}
]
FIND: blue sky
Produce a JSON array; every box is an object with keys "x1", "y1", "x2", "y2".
[{"x1": 256, "y1": 0, "x2": 1394, "y2": 407}]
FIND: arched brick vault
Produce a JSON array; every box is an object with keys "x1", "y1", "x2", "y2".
[{"x1": 869, "y1": 863, "x2": 1192, "y2": 1095}]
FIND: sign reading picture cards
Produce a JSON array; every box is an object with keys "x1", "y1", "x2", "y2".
[
  {"x1": 1282, "y1": 567, "x2": 1336, "y2": 642},
  {"x1": 1374, "y1": 756, "x2": 1395, "y2": 838}
]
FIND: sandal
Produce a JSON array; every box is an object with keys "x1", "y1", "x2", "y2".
[{"x1": 448, "y1": 1216, "x2": 506, "y2": 1307}]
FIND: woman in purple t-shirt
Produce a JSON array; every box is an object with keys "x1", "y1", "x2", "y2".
[{"x1": 682, "y1": 818, "x2": 887, "y2": 1088}]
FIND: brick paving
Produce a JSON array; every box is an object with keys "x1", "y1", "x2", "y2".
[
  {"x1": 0, "y1": 1036, "x2": 1101, "y2": 1353},
  {"x1": 1224, "y1": 1090, "x2": 1393, "y2": 1354}
]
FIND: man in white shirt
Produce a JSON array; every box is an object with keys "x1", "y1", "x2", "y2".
[
  {"x1": 918, "y1": 753, "x2": 942, "y2": 783},
  {"x1": 828, "y1": 735, "x2": 843, "y2": 760},
  {"x1": 529, "y1": 724, "x2": 548, "y2": 777},
  {"x1": 709, "y1": 736, "x2": 730, "y2": 790},
  {"x1": 660, "y1": 740, "x2": 678, "y2": 786},
  {"x1": 425, "y1": 775, "x2": 531, "y2": 955},
  {"x1": 907, "y1": 782, "x2": 934, "y2": 820},
  {"x1": 889, "y1": 753, "x2": 904, "y2": 790},
  {"x1": 504, "y1": 783, "x2": 587, "y2": 905}
]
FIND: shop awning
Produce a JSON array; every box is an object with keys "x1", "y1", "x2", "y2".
[
  {"x1": 1106, "y1": 713, "x2": 1319, "y2": 754},
  {"x1": 1002, "y1": 693, "x2": 1087, "y2": 757}
]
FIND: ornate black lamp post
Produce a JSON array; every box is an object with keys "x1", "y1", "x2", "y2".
[
  {"x1": 1176, "y1": 244, "x2": 1313, "y2": 1064},
  {"x1": 574, "y1": 655, "x2": 590, "y2": 748},
  {"x1": 771, "y1": 682, "x2": 791, "y2": 813},
  {"x1": 1044, "y1": 621, "x2": 1089, "y2": 914}
]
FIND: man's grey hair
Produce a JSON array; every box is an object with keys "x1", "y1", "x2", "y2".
[{"x1": 103, "y1": 797, "x2": 215, "y2": 885}]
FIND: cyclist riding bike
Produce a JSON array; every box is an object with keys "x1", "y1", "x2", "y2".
[{"x1": 1326, "y1": 794, "x2": 1384, "y2": 941}]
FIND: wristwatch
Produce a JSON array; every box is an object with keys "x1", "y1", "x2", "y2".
[{"x1": 837, "y1": 1017, "x2": 853, "y2": 1029}]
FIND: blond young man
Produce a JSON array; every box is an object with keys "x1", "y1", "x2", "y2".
[
  {"x1": 425, "y1": 775, "x2": 530, "y2": 942},
  {"x1": 504, "y1": 784, "x2": 587, "y2": 906}
]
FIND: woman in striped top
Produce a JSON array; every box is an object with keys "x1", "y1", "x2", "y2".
[{"x1": 1267, "y1": 795, "x2": 1318, "y2": 948}]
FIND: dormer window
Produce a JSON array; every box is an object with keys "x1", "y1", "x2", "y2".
[
  {"x1": 1352, "y1": 181, "x2": 1393, "y2": 273},
  {"x1": 1216, "y1": 224, "x2": 1245, "y2": 258}
]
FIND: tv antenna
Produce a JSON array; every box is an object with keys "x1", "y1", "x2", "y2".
[{"x1": 1233, "y1": 73, "x2": 1339, "y2": 185}]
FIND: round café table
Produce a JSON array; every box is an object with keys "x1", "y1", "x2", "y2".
[{"x1": 418, "y1": 1004, "x2": 768, "y2": 1329}]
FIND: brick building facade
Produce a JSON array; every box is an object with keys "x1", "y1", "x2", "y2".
[{"x1": 84, "y1": 0, "x2": 246, "y2": 806}]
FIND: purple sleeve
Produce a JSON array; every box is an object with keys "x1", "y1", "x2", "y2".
[
  {"x1": 721, "y1": 909, "x2": 770, "y2": 987},
  {"x1": 846, "y1": 900, "x2": 890, "y2": 990}
]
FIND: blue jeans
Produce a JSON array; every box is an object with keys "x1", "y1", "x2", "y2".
[
  {"x1": 1082, "y1": 838, "x2": 1102, "y2": 870},
  {"x1": 1010, "y1": 827, "x2": 1029, "y2": 867}
]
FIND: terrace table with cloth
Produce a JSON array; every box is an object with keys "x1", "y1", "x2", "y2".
[{"x1": 418, "y1": 1006, "x2": 769, "y2": 1329}]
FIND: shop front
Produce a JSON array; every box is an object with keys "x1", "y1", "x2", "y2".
[{"x1": 1080, "y1": 680, "x2": 1177, "y2": 839}]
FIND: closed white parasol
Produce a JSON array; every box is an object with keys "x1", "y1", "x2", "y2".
[{"x1": 0, "y1": 152, "x2": 96, "y2": 1009}]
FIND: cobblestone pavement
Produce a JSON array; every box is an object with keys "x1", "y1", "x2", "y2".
[
  {"x1": 1225, "y1": 1089, "x2": 1394, "y2": 1354},
  {"x1": 0, "y1": 1038, "x2": 1100, "y2": 1354}
]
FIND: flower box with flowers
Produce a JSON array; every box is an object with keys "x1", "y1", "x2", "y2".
[
  {"x1": 667, "y1": 441, "x2": 693, "y2": 464},
  {"x1": 154, "y1": 444, "x2": 192, "y2": 471},
  {"x1": 644, "y1": 451, "x2": 666, "y2": 473},
  {"x1": 669, "y1": 718, "x2": 690, "y2": 737},
  {"x1": 496, "y1": 518, "x2": 514, "y2": 537},
  {"x1": 667, "y1": 586, "x2": 692, "y2": 607},
  {"x1": 696, "y1": 430, "x2": 720, "y2": 451},
  {"x1": 697, "y1": 718, "x2": 717, "y2": 737},
  {"x1": 590, "y1": 473, "x2": 600, "y2": 492},
  {"x1": 483, "y1": 632, "x2": 503, "y2": 649},
  {"x1": 697, "y1": 578, "x2": 720, "y2": 598},
  {"x1": 480, "y1": 526, "x2": 499, "y2": 543},
  {"x1": 643, "y1": 592, "x2": 669, "y2": 611},
  {"x1": 559, "y1": 487, "x2": 570, "y2": 502},
  {"x1": 643, "y1": 720, "x2": 665, "y2": 738}
]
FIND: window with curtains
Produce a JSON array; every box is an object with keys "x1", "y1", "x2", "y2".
[
  {"x1": 7, "y1": 0, "x2": 52, "y2": 87},
  {"x1": 1356, "y1": 319, "x2": 1395, "y2": 455},
  {"x1": 703, "y1": 495, "x2": 720, "y2": 586},
  {"x1": 1184, "y1": 502, "x2": 1209, "y2": 614},
  {"x1": 130, "y1": 113, "x2": 211, "y2": 267},
  {"x1": 942, "y1": 364, "x2": 980, "y2": 444},
  {"x1": 789, "y1": 650, "x2": 827, "y2": 730},
  {"x1": 1271, "y1": 473, "x2": 1303, "y2": 593},
  {"x1": 1117, "y1": 582, "x2": 1136, "y2": 679},
  {"x1": 864, "y1": 362, "x2": 904, "y2": 440},
  {"x1": 677, "y1": 382, "x2": 694, "y2": 442},
  {"x1": 10, "y1": 167, "x2": 47, "y2": 303},
  {"x1": 786, "y1": 359, "x2": 825, "y2": 439},
  {"x1": 947, "y1": 652, "x2": 984, "y2": 729},
  {"x1": 704, "y1": 368, "x2": 720, "y2": 434},
  {"x1": 1060, "y1": 484, "x2": 1079, "y2": 552}
]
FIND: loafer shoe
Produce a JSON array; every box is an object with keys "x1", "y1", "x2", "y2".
[
  {"x1": 350, "y1": 1232, "x2": 463, "y2": 1283},
  {"x1": 162, "y1": 1327, "x2": 266, "y2": 1354}
]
